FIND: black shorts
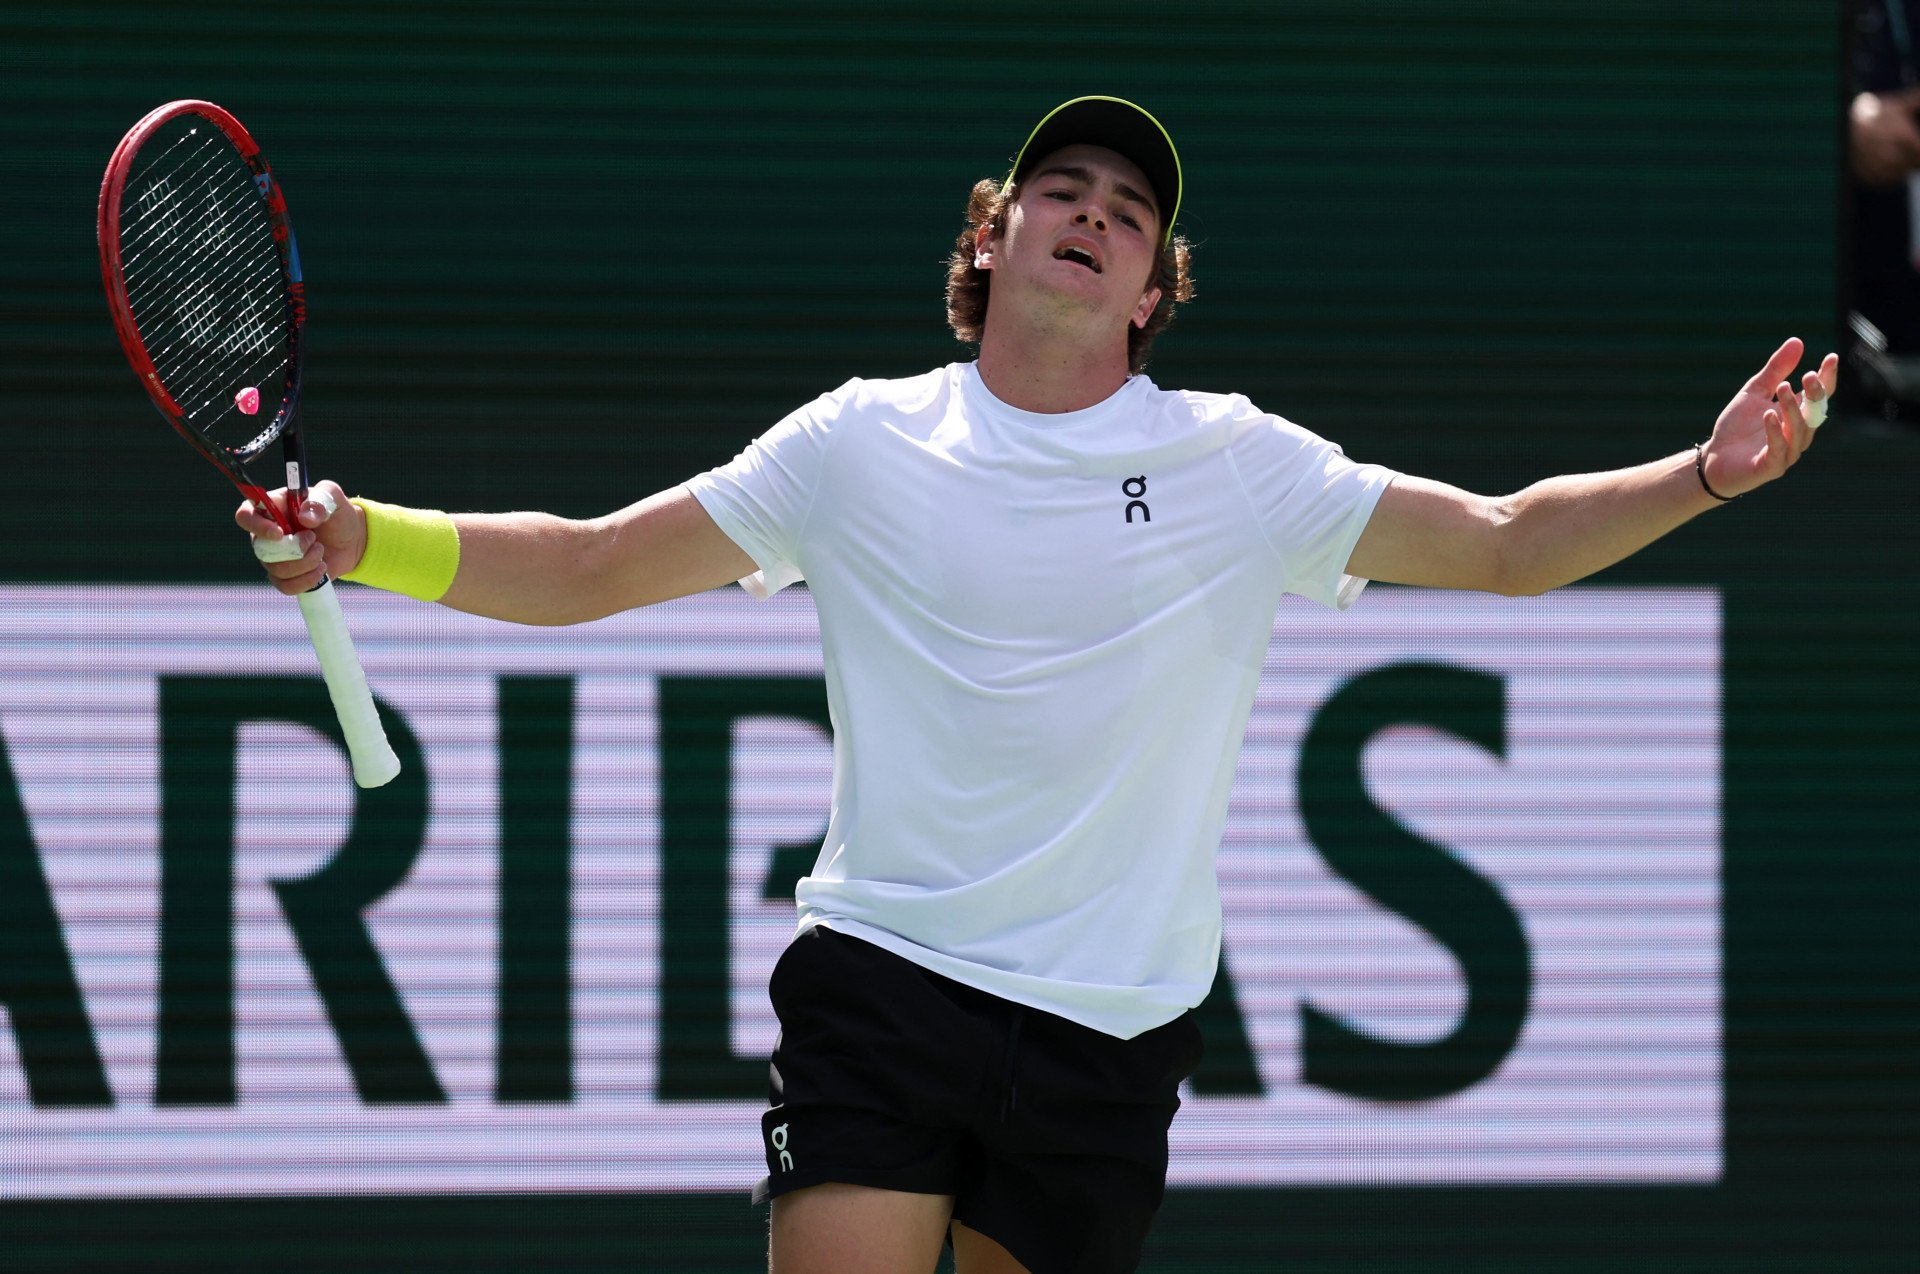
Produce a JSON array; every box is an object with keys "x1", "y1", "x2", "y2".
[{"x1": 754, "y1": 925, "x2": 1204, "y2": 1274}]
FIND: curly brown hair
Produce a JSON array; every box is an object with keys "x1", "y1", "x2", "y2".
[{"x1": 944, "y1": 178, "x2": 1195, "y2": 375}]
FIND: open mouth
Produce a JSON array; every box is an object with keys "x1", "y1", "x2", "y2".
[{"x1": 1053, "y1": 245, "x2": 1101, "y2": 274}]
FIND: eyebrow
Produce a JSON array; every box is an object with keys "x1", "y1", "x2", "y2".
[{"x1": 1032, "y1": 164, "x2": 1158, "y2": 221}]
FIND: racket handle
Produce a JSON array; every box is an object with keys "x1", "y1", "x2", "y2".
[
  {"x1": 252, "y1": 532, "x2": 399, "y2": 786},
  {"x1": 251, "y1": 525, "x2": 401, "y2": 786},
  {"x1": 295, "y1": 580, "x2": 402, "y2": 787}
]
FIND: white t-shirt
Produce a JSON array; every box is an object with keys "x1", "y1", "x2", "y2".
[{"x1": 686, "y1": 361, "x2": 1396, "y2": 1038}]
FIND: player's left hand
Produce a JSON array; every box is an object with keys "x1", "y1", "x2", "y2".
[{"x1": 1700, "y1": 338, "x2": 1840, "y2": 500}]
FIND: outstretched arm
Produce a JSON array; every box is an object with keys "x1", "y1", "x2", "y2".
[
  {"x1": 1345, "y1": 338, "x2": 1839, "y2": 596},
  {"x1": 237, "y1": 484, "x2": 756, "y2": 625}
]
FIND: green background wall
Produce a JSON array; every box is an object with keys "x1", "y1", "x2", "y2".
[{"x1": 2, "y1": 1, "x2": 1914, "y2": 1269}]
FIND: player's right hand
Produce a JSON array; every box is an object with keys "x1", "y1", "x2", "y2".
[{"x1": 235, "y1": 479, "x2": 366, "y2": 594}]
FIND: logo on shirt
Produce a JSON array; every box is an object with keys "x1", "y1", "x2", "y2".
[{"x1": 1123, "y1": 475, "x2": 1151, "y2": 524}]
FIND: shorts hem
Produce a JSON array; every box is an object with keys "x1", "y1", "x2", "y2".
[{"x1": 751, "y1": 1164, "x2": 959, "y2": 1208}]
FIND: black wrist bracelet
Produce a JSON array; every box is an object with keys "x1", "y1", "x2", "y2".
[{"x1": 1694, "y1": 443, "x2": 1736, "y2": 502}]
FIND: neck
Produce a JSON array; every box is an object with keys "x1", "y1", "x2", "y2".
[{"x1": 975, "y1": 305, "x2": 1134, "y2": 414}]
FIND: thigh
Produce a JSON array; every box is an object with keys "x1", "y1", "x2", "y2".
[
  {"x1": 770, "y1": 1181, "x2": 954, "y2": 1274},
  {"x1": 951, "y1": 1218, "x2": 1035, "y2": 1274}
]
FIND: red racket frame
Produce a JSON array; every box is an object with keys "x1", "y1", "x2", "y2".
[{"x1": 97, "y1": 99, "x2": 309, "y2": 535}]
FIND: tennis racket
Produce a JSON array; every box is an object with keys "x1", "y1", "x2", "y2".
[{"x1": 98, "y1": 99, "x2": 400, "y2": 788}]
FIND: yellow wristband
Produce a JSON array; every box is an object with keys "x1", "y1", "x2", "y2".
[{"x1": 342, "y1": 499, "x2": 461, "y2": 602}]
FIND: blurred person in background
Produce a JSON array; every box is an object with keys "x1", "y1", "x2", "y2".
[{"x1": 1847, "y1": 0, "x2": 1920, "y2": 419}]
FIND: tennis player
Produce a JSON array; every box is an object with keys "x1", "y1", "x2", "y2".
[{"x1": 240, "y1": 97, "x2": 1836, "y2": 1274}]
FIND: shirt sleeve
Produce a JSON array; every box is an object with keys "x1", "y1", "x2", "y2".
[
  {"x1": 684, "y1": 382, "x2": 853, "y2": 599},
  {"x1": 1225, "y1": 400, "x2": 1398, "y2": 610}
]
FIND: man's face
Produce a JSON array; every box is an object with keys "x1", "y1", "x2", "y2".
[{"x1": 979, "y1": 143, "x2": 1165, "y2": 333}]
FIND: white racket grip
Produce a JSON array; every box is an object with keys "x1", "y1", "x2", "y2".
[
  {"x1": 251, "y1": 532, "x2": 400, "y2": 787},
  {"x1": 296, "y1": 580, "x2": 402, "y2": 787}
]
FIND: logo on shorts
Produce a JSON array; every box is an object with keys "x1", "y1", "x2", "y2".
[{"x1": 770, "y1": 1122, "x2": 794, "y2": 1172}]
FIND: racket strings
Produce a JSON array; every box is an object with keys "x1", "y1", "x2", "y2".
[
  {"x1": 124, "y1": 184, "x2": 285, "y2": 426},
  {"x1": 117, "y1": 122, "x2": 292, "y2": 452}
]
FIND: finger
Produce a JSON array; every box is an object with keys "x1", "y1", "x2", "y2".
[
  {"x1": 1818, "y1": 351, "x2": 1840, "y2": 398},
  {"x1": 1762, "y1": 407, "x2": 1787, "y2": 476},
  {"x1": 264, "y1": 549, "x2": 320, "y2": 581},
  {"x1": 1776, "y1": 382, "x2": 1807, "y2": 461},
  {"x1": 251, "y1": 527, "x2": 315, "y2": 564},
  {"x1": 270, "y1": 564, "x2": 326, "y2": 596},
  {"x1": 263, "y1": 538, "x2": 325, "y2": 587},
  {"x1": 240, "y1": 498, "x2": 295, "y2": 533},
  {"x1": 1744, "y1": 337, "x2": 1805, "y2": 394},
  {"x1": 1798, "y1": 372, "x2": 1829, "y2": 434},
  {"x1": 297, "y1": 487, "x2": 337, "y2": 527},
  {"x1": 252, "y1": 487, "x2": 302, "y2": 533},
  {"x1": 236, "y1": 500, "x2": 285, "y2": 537}
]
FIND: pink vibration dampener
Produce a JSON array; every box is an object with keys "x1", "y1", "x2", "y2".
[{"x1": 235, "y1": 386, "x2": 260, "y2": 415}]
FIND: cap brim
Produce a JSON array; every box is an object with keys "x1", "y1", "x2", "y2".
[{"x1": 1005, "y1": 96, "x2": 1181, "y2": 245}]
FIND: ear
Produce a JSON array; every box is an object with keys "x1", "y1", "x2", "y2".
[
  {"x1": 1129, "y1": 285, "x2": 1164, "y2": 330},
  {"x1": 973, "y1": 220, "x2": 1000, "y2": 271}
]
